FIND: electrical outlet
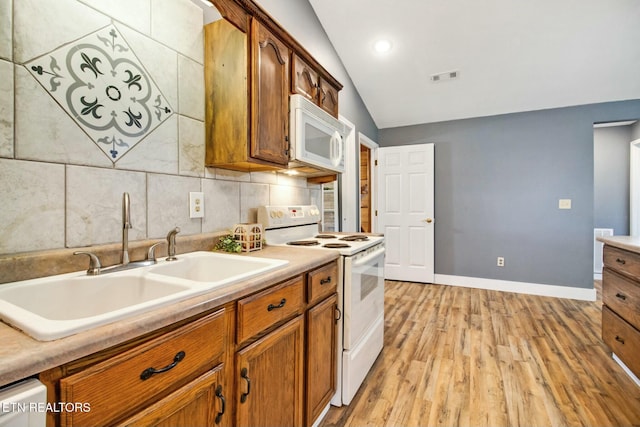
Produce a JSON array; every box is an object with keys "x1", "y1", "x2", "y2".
[
  {"x1": 497, "y1": 257, "x2": 505, "y2": 267},
  {"x1": 189, "y1": 192, "x2": 204, "y2": 218}
]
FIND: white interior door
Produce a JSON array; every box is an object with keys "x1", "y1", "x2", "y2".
[{"x1": 379, "y1": 143, "x2": 434, "y2": 283}]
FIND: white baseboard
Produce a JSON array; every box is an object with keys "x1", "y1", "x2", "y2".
[
  {"x1": 311, "y1": 404, "x2": 331, "y2": 427},
  {"x1": 612, "y1": 353, "x2": 640, "y2": 387},
  {"x1": 434, "y1": 274, "x2": 597, "y2": 301}
]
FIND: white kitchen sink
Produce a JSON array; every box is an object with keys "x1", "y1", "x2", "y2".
[
  {"x1": 149, "y1": 251, "x2": 289, "y2": 284},
  {"x1": 0, "y1": 251, "x2": 288, "y2": 341},
  {"x1": 0, "y1": 271, "x2": 197, "y2": 341}
]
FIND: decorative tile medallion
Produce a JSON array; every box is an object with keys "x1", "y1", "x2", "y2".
[{"x1": 26, "y1": 25, "x2": 173, "y2": 162}]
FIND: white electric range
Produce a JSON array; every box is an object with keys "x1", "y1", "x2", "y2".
[{"x1": 258, "y1": 205, "x2": 385, "y2": 406}]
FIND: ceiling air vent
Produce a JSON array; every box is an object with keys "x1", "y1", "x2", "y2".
[{"x1": 430, "y1": 70, "x2": 459, "y2": 82}]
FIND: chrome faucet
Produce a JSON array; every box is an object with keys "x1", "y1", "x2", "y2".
[
  {"x1": 166, "y1": 227, "x2": 180, "y2": 261},
  {"x1": 74, "y1": 192, "x2": 163, "y2": 275},
  {"x1": 122, "y1": 192, "x2": 132, "y2": 265}
]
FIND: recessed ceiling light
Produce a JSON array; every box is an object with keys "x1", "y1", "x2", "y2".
[{"x1": 373, "y1": 39, "x2": 392, "y2": 54}]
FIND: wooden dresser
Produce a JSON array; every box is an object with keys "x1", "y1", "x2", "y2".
[{"x1": 601, "y1": 243, "x2": 640, "y2": 380}]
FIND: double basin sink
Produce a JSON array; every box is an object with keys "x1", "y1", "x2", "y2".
[{"x1": 0, "y1": 252, "x2": 288, "y2": 341}]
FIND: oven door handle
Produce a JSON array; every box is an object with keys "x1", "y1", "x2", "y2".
[{"x1": 352, "y1": 246, "x2": 385, "y2": 268}]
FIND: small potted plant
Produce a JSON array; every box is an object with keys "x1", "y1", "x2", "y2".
[{"x1": 213, "y1": 233, "x2": 242, "y2": 253}]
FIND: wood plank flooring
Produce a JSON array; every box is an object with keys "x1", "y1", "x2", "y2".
[{"x1": 321, "y1": 281, "x2": 640, "y2": 427}]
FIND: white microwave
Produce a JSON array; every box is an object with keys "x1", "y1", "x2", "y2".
[{"x1": 289, "y1": 94, "x2": 346, "y2": 174}]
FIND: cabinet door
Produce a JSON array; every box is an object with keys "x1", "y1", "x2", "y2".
[
  {"x1": 318, "y1": 78, "x2": 339, "y2": 118},
  {"x1": 250, "y1": 19, "x2": 290, "y2": 166},
  {"x1": 292, "y1": 54, "x2": 319, "y2": 103},
  {"x1": 305, "y1": 294, "x2": 338, "y2": 427},
  {"x1": 117, "y1": 366, "x2": 226, "y2": 427},
  {"x1": 236, "y1": 315, "x2": 304, "y2": 427}
]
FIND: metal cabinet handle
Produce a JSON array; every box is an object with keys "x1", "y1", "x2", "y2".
[
  {"x1": 320, "y1": 276, "x2": 332, "y2": 285},
  {"x1": 335, "y1": 305, "x2": 342, "y2": 323},
  {"x1": 267, "y1": 298, "x2": 286, "y2": 311},
  {"x1": 215, "y1": 384, "x2": 225, "y2": 424},
  {"x1": 240, "y1": 368, "x2": 251, "y2": 403},
  {"x1": 140, "y1": 351, "x2": 185, "y2": 380},
  {"x1": 616, "y1": 258, "x2": 626, "y2": 265},
  {"x1": 615, "y1": 292, "x2": 627, "y2": 301},
  {"x1": 615, "y1": 335, "x2": 625, "y2": 344}
]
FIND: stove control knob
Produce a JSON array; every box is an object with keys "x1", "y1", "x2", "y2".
[
  {"x1": 270, "y1": 211, "x2": 276, "y2": 218},
  {"x1": 277, "y1": 210, "x2": 284, "y2": 218}
]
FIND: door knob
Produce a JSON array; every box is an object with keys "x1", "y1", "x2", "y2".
[{"x1": 423, "y1": 218, "x2": 433, "y2": 223}]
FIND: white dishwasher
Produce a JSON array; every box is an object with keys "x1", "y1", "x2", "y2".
[{"x1": 0, "y1": 379, "x2": 46, "y2": 427}]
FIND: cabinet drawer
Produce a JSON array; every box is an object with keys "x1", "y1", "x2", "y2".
[
  {"x1": 60, "y1": 309, "x2": 227, "y2": 427},
  {"x1": 237, "y1": 275, "x2": 304, "y2": 344},
  {"x1": 307, "y1": 261, "x2": 338, "y2": 305},
  {"x1": 603, "y1": 245, "x2": 640, "y2": 278},
  {"x1": 602, "y1": 306, "x2": 640, "y2": 378},
  {"x1": 603, "y1": 268, "x2": 640, "y2": 330}
]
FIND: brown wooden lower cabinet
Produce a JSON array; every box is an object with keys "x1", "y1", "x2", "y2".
[
  {"x1": 39, "y1": 260, "x2": 339, "y2": 427},
  {"x1": 602, "y1": 244, "x2": 640, "y2": 379},
  {"x1": 116, "y1": 366, "x2": 224, "y2": 427},
  {"x1": 306, "y1": 294, "x2": 338, "y2": 427},
  {"x1": 235, "y1": 315, "x2": 305, "y2": 427}
]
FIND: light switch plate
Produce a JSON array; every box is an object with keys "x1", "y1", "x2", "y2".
[
  {"x1": 558, "y1": 199, "x2": 572, "y2": 209},
  {"x1": 189, "y1": 192, "x2": 204, "y2": 218}
]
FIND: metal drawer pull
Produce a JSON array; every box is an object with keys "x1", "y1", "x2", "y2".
[
  {"x1": 267, "y1": 298, "x2": 287, "y2": 311},
  {"x1": 616, "y1": 258, "x2": 626, "y2": 265},
  {"x1": 240, "y1": 368, "x2": 251, "y2": 403},
  {"x1": 615, "y1": 335, "x2": 625, "y2": 344},
  {"x1": 215, "y1": 384, "x2": 225, "y2": 424},
  {"x1": 615, "y1": 292, "x2": 627, "y2": 301},
  {"x1": 335, "y1": 305, "x2": 342, "y2": 323},
  {"x1": 140, "y1": 351, "x2": 186, "y2": 380},
  {"x1": 320, "y1": 276, "x2": 332, "y2": 285}
]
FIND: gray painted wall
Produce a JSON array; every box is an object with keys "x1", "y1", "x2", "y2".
[
  {"x1": 594, "y1": 126, "x2": 632, "y2": 235},
  {"x1": 380, "y1": 100, "x2": 640, "y2": 289}
]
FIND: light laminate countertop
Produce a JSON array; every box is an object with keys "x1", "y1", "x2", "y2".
[
  {"x1": 597, "y1": 235, "x2": 640, "y2": 255},
  {"x1": 0, "y1": 246, "x2": 338, "y2": 387}
]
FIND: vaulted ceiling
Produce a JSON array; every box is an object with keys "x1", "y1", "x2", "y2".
[{"x1": 309, "y1": 0, "x2": 640, "y2": 129}]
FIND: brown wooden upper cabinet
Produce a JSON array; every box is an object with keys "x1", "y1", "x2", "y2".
[
  {"x1": 291, "y1": 54, "x2": 339, "y2": 118},
  {"x1": 251, "y1": 20, "x2": 290, "y2": 166},
  {"x1": 204, "y1": 18, "x2": 289, "y2": 171},
  {"x1": 205, "y1": 0, "x2": 342, "y2": 173}
]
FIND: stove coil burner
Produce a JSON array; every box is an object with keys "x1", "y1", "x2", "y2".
[
  {"x1": 315, "y1": 234, "x2": 338, "y2": 239},
  {"x1": 323, "y1": 243, "x2": 351, "y2": 249},
  {"x1": 340, "y1": 235, "x2": 369, "y2": 242},
  {"x1": 287, "y1": 240, "x2": 320, "y2": 246}
]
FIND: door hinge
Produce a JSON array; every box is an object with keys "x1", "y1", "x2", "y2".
[{"x1": 374, "y1": 159, "x2": 378, "y2": 166}]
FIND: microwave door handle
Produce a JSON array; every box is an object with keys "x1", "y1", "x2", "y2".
[
  {"x1": 336, "y1": 133, "x2": 343, "y2": 165},
  {"x1": 329, "y1": 132, "x2": 335, "y2": 162},
  {"x1": 331, "y1": 131, "x2": 342, "y2": 167}
]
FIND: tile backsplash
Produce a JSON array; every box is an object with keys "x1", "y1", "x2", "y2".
[{"x1": 0, "y1": 0, "x2": 321, "y2": 256}]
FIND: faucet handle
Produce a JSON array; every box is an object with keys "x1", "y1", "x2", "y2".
[
  {"x1": 74, "y1": 251, "x2": 102, "y2": 276},
  {"x1": 147, "y1": 242, "x2": 163, "y2": 263}
]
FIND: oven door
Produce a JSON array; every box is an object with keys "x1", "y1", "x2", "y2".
[{"x1": 342, "y1": 244, "x2": 385, "y2": 350}]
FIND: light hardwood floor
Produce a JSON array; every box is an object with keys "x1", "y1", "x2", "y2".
[{"x1": 321, "y1": 280, "x2": 640, "y2": 427}]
